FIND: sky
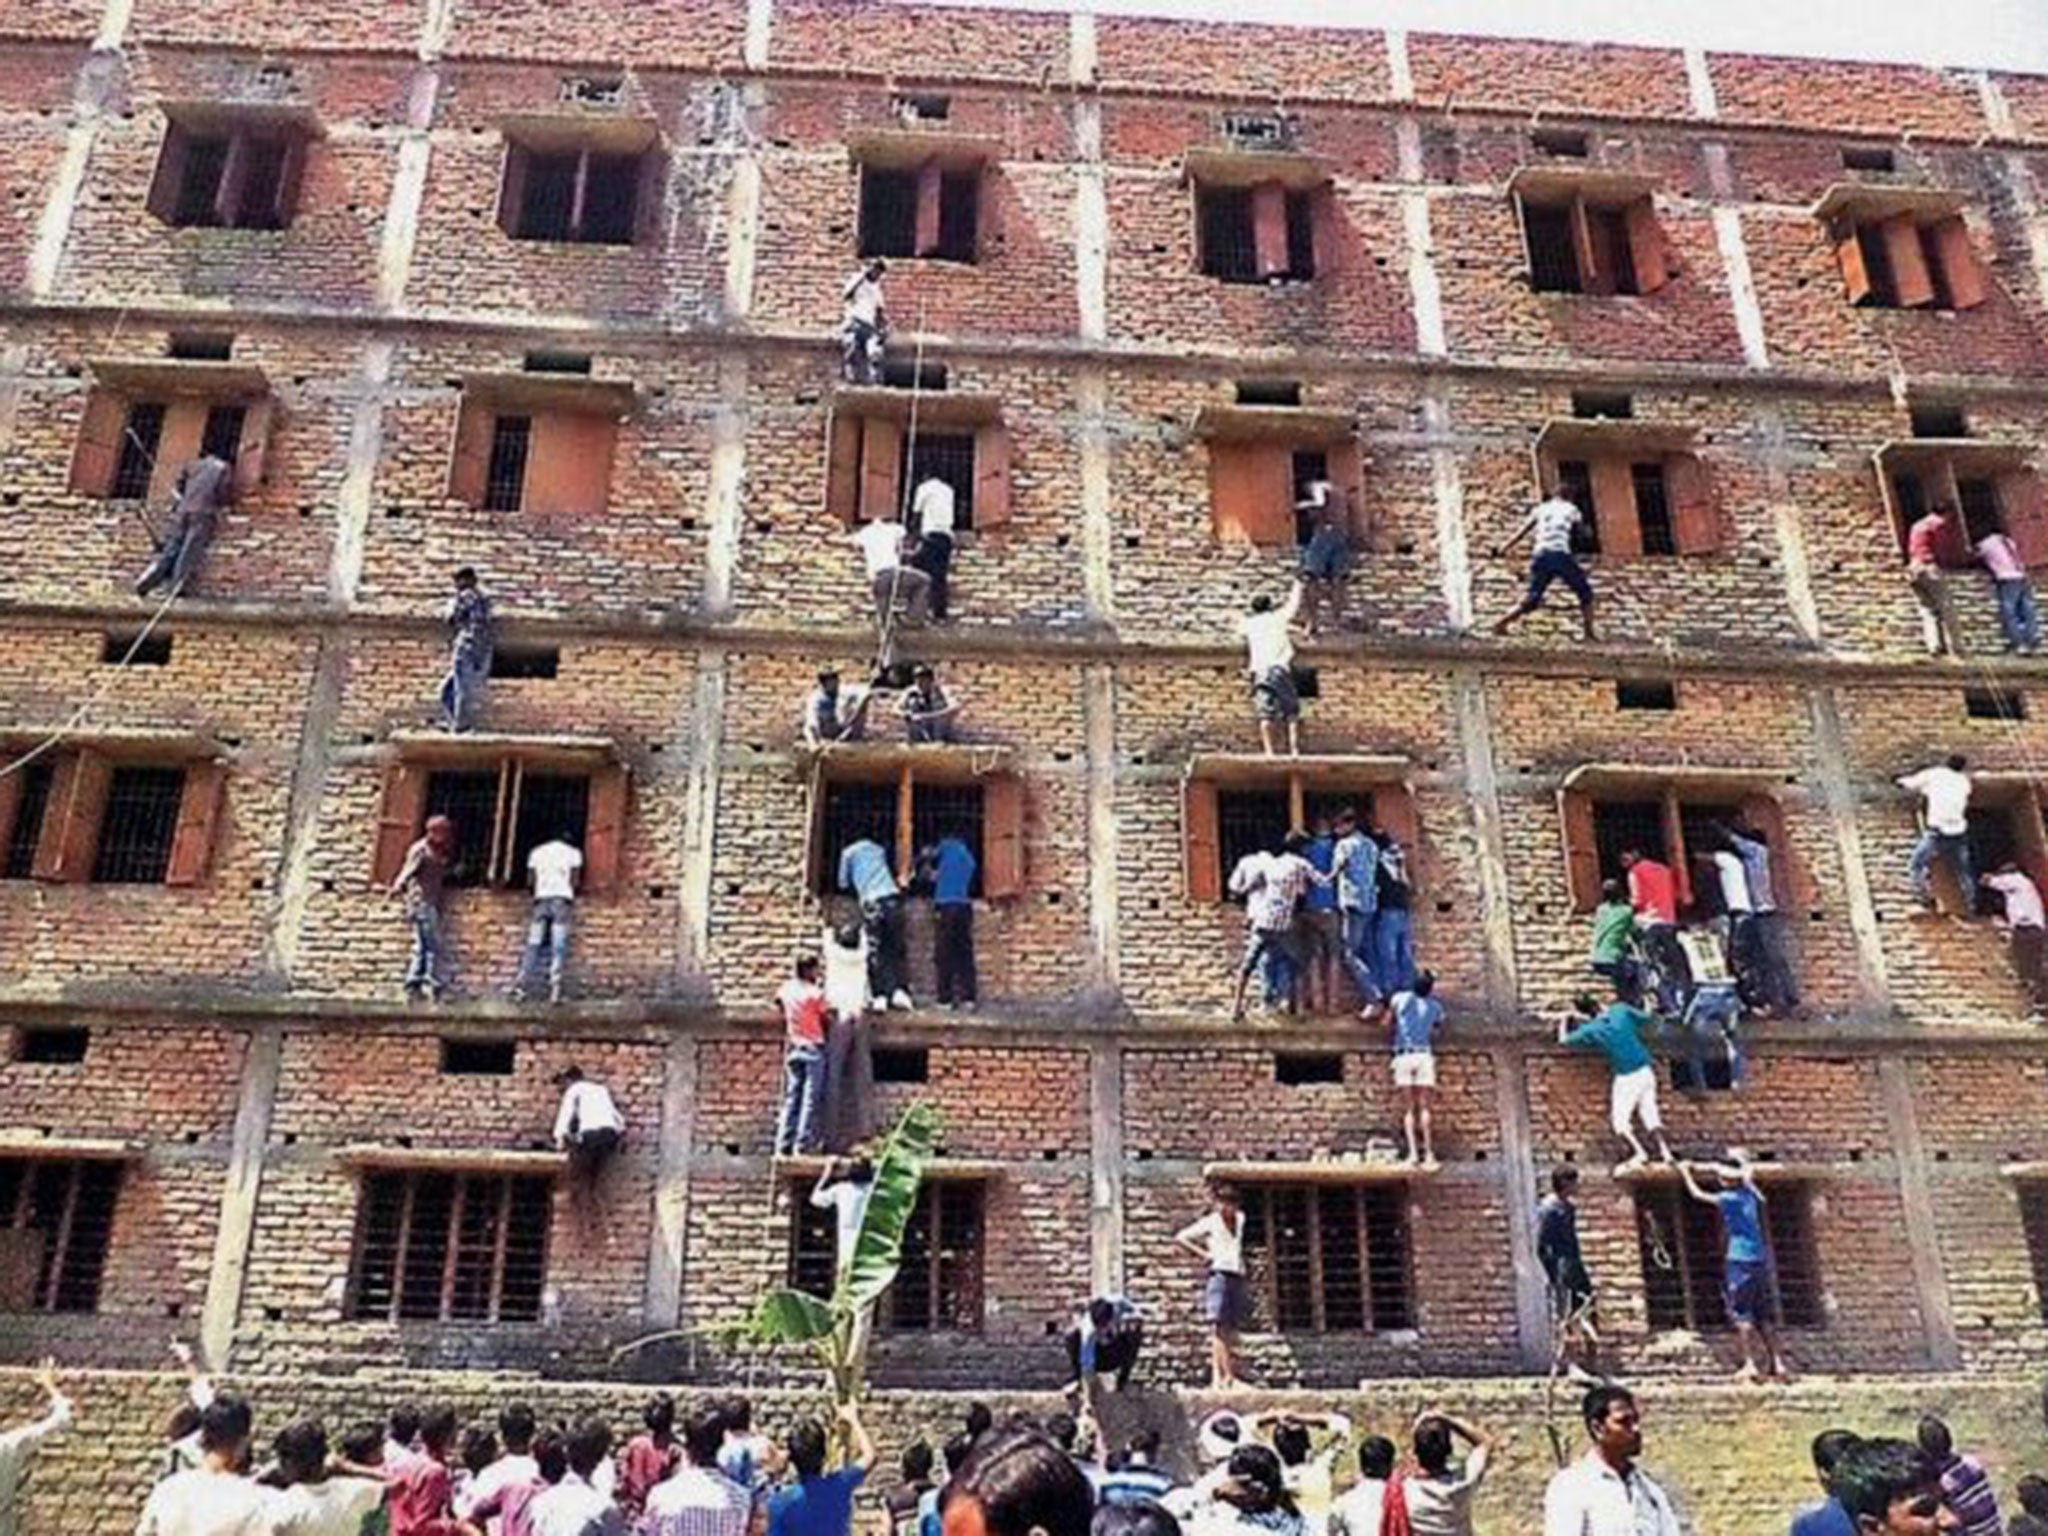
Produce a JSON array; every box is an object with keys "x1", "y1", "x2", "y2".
[{"x1": 901, "y1": 0, "x2": 2048, "y2": 72}]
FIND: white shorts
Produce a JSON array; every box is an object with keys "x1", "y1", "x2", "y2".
[
  {"x1": 1393, "y1": 1052, "x2": 1437, "y2": 1089},
  {"x1": 1611, "y1": 1065, "x2": 1662, "y2": 1136}
]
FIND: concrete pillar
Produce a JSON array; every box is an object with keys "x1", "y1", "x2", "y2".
[
  {"x1": 1451, "y1": 670, "x2": 1519, "y2": 1012},
  {"x1": 1807, "y1": 687, "x2": 1891, "y2": 1003},
  {"x1": 1683, "y1": 47, "x2": 1719, "y2": 119},
  {"x1": 1068, "y1": 11, "x2": 1097, "y2": 86},
  {"x1": 92, "y1": 0, "x2": 133, "y2": 50},
  {"x1": 642, "y1": 1036, "x2": 698, "y2": 1328},
  {"x1": 1076, "y1": 369, "x2": 1114, "y2": 622},
  {"x1": 721, "y1": 86, "x2": 767, "y2": 324},
  {"x1": 1490, "y1": 1043, "x2": 1552, "y2": 1371},
  {"x1": 1877, "y1": 1056, "x2": 1961, "y2": 1370},
  {"x1": 200, "y1": 1025, "x2": 283, "y2": 1370},
  {"x1": 744, "y1": 0, "x2": 774, "y2": 69},
  {"x1": 1088, "y1": 1043, "x2": 1125, "y2": 1295},
  {"x1": 1712, "y1": 208, "x2": 1772, "y2": 372},
  {"x1": 677, "y1": 655, "x2": 729, "y2": 975},
  {"x1": 374, "y1": 63, "x2": 440, "y2": 311},
  {"x1": 1384, "y1": 30, "x2": 1413, "y2": 102},
  {"x1": 700, "y1": 354, "x2": 751, "y2": 619},
  {"x1": 1422, "y1": 388, "x2": 1474, "y2": 631},
  {"x1": 1072, "y1": 102, "x2": 1108, "y2": 346},
  {"x1": 1083, "y1": 662, "x2": 1122, "y2": 998},
  {"x1": 329, "y1": 338, "x2": 395, "y2": 606},
  {"x1": 260, "y1": 635, "x2": 350, "y2": 983},
  {"x1": 1754, "y1": 404, "x2": 1822, "y2": 644}
]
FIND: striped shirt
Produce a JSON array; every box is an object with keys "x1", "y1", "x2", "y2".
[
  {"x1": 1936, "y1": 1454, "x2": 2003, "y2": 1536},
  {"x1": 640, "y1": 1466, "x2": 753, "y2": 1536}
]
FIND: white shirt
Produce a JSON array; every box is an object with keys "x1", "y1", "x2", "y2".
[
  {"x1": 1528, "y1": 497, "x2": 1583, "y2": 555},
  {"x1": 0, "y1": 1390, "x2": 68, "y2": 1534},
  {"x1": 1900, "y1": 765, "x2": 1972, "y2": 836},
  {"x1": 640, "y1": 1466, "x2": 752, "y2": 1536},
  {"x1": 1987, "y1": 870, "x2": 2046, "y2": 929},
  {"x1": 1326, "y1": 1478, "x2": 1386, "y2": 1536},
  {"x1": 1174, "y1": 1210, "x2": 1245, "y2": 1275},
  {"x1": 857, "y1": 519, "x2": 906, "y2": 577},
  {"x1": 1542, "y1": 1453, "x2": 1682, "y2": 1536},
  {"x1": 529, "y1": 1473, "x2": 625, "y2": 1536},
  {"x1": 822, "y1": 925, "x2": 868, "y2": 1018},
  {"x1": 1405, "y1": 1451, "x2": 1490, "y2": 1536},
  {"x1": 136, "y1": 1468, "x2": 273, "y2": 1536},
  {"x1": 811, "y1": 1177, "x2": 872, "y2": 1272},
  {"x1": 529, "y1": 840, "x2": 583, "y2": 901},
  {"x1": 913, "y1": 478, "x2": 956, "y2": 537},
  {"x1": 555, "y1": 1080, "x2": 625, "y2": 1142},
  {"x1": 460, "y1": 1452, "x2": 540, "y2": 1523},
  {"x1": 1710, "y1": 851, "x2": 1751, "y2": 915},
  {"x1": 844, "y1": 271, "x2": 884, "y2": 327},
  {"x1": 265, "y1": 1478, "x2": 385, "y2": 1536},
  {"x1": 1237, "y1": 587, "x2": 1303, "y2": 675}
]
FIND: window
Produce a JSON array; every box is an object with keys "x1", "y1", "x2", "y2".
[
  {"x1": 1235, "y1": 379, "x2": 1303, "y2": 407},
  {"x1": 824, "y1": 409, "x2": 1011, "y2": 529},
  {"x1": 448, "y1": 386, "x2": 623, "y2": 518},
  {"x1": 167, "y1": 334, "x2": 234, "y2": 361},
  {"x1": 808, "y1": 765, "x2": 1022, "y2": 901},
  {"x1": 111, "y1": 403, "x2": 165, "y2": 500},
  {"x1": 1206, "y1": 436, "x2": 1361, "y2": 547},
  {"x1": 1274, "y1": 1052, "x2": 1344, "y2": 1085},
  {"x1": 347, "y1": 1169, "x2": 552, "y2": 1323},
  {"x1": 71, "y1": 385, "x2": 270, "y2": 505},
  {"x1": 490, "y1": 646, "x2": 561, "y2": 680},
  {"x1": 1532, "y1": 127, "x2": 1590, "y2": 158},
  {"x1": 872, "y1": 1047, "x2": 930, "y2": 1083},
  {"x1": 880, "y1": 360, "x2": 948, "y2": 392},
  {"x1": 484, "y1": 417, "x2": 531, "y2": 513},
  {"x1": 1631, "y1": 463, "x2": 1676, "y2": 556},
  {"x1": 1560, "y1": 776, "x2": 1796, "y2": 915},
  {"x1": 894, "y1": 94, "x2": 951, "y2": 122},
  {"x1": 13, "y1": 1027, "x2": 89, "y2": 1065},
  {"x1": 1218, "y1": 787, "x2": 1291, "y2": 892},
  {"x1": 0, "y1": 750, "x2": 223, "y2": 887},
  {"x1": 1519, "y1": 189, "x2": 1670, "y2": 297},
  {"x1": 1635, "y1": 1181, "x2": 1822, "y2": 1331},
  {"x1": 1572, "y1": 391, "x2": 1633, "y2": 420},
  {"x1": 787, "y1": 1180, "x2": 986, "y2": 1331},
  {"x1": 1238, "y1": 1182, "x2": 1413, "y2": 1332},
  {"x1": 1910, "y1": 404, "x2": 1968, "y2": 439},
  {"x1": 1185, "y1": 771, "x2": 1415, "y2": 903},
  {"x1": 1541, "y1": 451, "x2": 1721, "y2": 557},
  {"x1": 858, "y1": 163, "x2": 981, "y2": 263},
  {"x1": 497, "y1": 139, "x2": 655, "y2": 245},
  {"x1": 1878, "y1": 452, "x2": 2046, "y2": 565},
  {"x1": 440, "y1": 1039, "x2": 517, "y2": 1075},
  {"x1": 146, "y1": 115, "x2": 309, "y2": 230},
  {"x1": 1615, "y1": 680, "x2": 1678, "y2": 712},
  {"x1": 523, "y1": 351, "x2": 592, "y2": 376},
  {"x1": 370, "y1": 750, "x2": 627, "y2": 894},
  {"x1": 0, "y1": 1158, "x2": 121, "y2": 1313},
  {"x1": 1842, "y1": 146, "x2": 1897, "y2": 173},
  {"x1": 2017, "y1": 1181, "x2": 2048, "y2": 1324},
  {"x1": 101, "y1": 630, "x2": 172, "y2": 666},
  {"x1": 1196, "y1": 182, "x2": 1320, "y2": 284},
  {"x1": 1965, "y1": 688, "x2": 2026, "y2": 722},
  {"x1": 1830, "y1": 210, "x2": 1985, "y2": 311}
]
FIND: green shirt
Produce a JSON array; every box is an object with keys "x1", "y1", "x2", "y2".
[
  {"x1": 1564, "y1": 1005, "x2": 1655, "y2": 1075},
  {"x1": 1589, "y1": 901, "x2": 1636, "y2": 964}
]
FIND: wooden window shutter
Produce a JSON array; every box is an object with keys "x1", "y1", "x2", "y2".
[
  {"x1": 1666, "y1": 453, "x2": 1724, "y2": 555},
  {"x1": 446, "y1": 400, "x2": 493, "y2": 507},
  {"x1": 1208, "y1": 441, "x2": 1293, "y2": 546},
  {"x1": 1250, "y1": 181, "x2": 1289, "y2": 278},
  {"x1": 633, "y1": 149, "x2": 666, "y2": 246},
  {"x1": 1928, "y1": 217, "x2": 1986, "y2": 310},
  {"x1": 1624, "y1": 198, "x2": 1671, "y2": 294},
  {"x1": 146, "y1": 120, "x2": 192, "y2": 224},
  {"x1": 370, "y1": 761, "x2": 427, "y2": 886},
  {"x1": 2016, "y1": 788, "x2": 2048, "y2": 902},
  {"x1": 825, "y1": 411, "x2": 863, "y2": 525},
  {"x1": 490, "y1": 759, "x2": 521, "y2": 887},
  {"x1": 1182, "y1": 776, "x2": 1221, "y2": 903},
  {"x1": 913, "y1": 160, "x2": 944, "y2": 258},
  {"x1": 981, "y1": 775, "x2": 1024, "y2": 899},
  {"x1": 231, "y1": 396, "x2": 273, "y2": 501},
  {"x1": 164, "y1": 761, "x2": 227, "y2": 887},
  {"x1": 151, "y1": 402, "x2": 207, "y2": 505},
  {"x1": 1375, "y1": 788, "x2": 1421, "y2": 880},
  {"x1": 35, "y1": 750, "x2": 110, "y2": 883},
  {"x1": 973, "y1": 423, "x2": 1012, "y2": 530},
  {"x1": 272, "y1": 133, "x2": 308, "y2": 227},
  {"x1": 1559, "y1": 788, "x2": 1601, "y2": 913},
  {"x1": 1879, "y1": 215, "x2": 1935, "y2": 307},
  {"x1": 1309, "y1": 186, "x2": 1340, "y2": 277},
  {"x1": 802, "y1": 768, "x2": 827, "y2": 894},
  {"x1": 1999, "y1": 472, "x2": 2048, "y2": 568},
  {"x1": 1325, "y1": 437, "x2": 1375, "y2": 548},
  {"x1": 1737, "y1": 792, "x2": 1815, "y2": 913},
  {"x1": 1834, "y1": 222, "x2": 1874, "y2": 305},
  {"x1": 1570, "y1": 197, "x2": 1614, "y2": 296},
  {"x1": 525, "y1": 411, "x2": 617, "y2": 517},
  {"x1": 1588, "y1": 457, "x2": 1640, "y2": 557},
  {"x1": 69, "y1": 390, "x2": 129, "y2": 497},
  {"x1": 1660, "y1": 790, "x2": 1695, "y2": 912},
  {"x1": 581, "y1": 766, "x2": 630, "y2": 895},
  {"x1": 858, "y1": 416, "x2": 904, "y2": 523},
  {"x1": 494, "y1": 142, "x2": 531, "y2": 238},
  {"x1": 0, "y1": 771, "x2": 20, "y2": 866},
  {"x1": 212, "y1": 132, "x2": 252, "y2": 227}
]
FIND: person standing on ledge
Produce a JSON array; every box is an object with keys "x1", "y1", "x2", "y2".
[
  {"x1": 840, "y1": 259, "x2": 888, "y2": 385},
  {"x1": 439, "y1": 566, "x2": 494, "y2": 733},
  {"x1": 134, "y1": 450, "x2": 233, "y2": 601},
  {"x1": 1491, "y1": 486, "x2": 1595, "y2": 642},
  {"x1": 1238, "y1": 580, "x2": 1307, "y2": 757}
]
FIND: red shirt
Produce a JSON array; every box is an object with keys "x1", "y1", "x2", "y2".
[
  {"x1": 1907, "y1": 513, "x2": 1949, "y2": 566},
  {"x1": 618, "y1": 1434, "x2": 683, "y2": 1521},
  {"x1": 471, "y1": 1475, "x2": 549, "y2": 1536},
  {"x1": 1628, "y1": 859, "x2": 1678, "y2": 925},
  {"x1": 389, "y1": 1455, "x2": 466, "y2": 1536},
  {"x1": 778, "y1": 978, "x2": 828, "y2": 1048}
]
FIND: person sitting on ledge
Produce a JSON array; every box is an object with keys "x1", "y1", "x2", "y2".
[{"x1": 805, "y1": 668, "x2": 874, "y2": 748}]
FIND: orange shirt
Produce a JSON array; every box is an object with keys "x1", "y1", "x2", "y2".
[{"x1": 1628, "y1": 860, "x2": 1678, "y2": 925}]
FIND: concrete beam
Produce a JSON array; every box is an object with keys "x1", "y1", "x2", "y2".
[
  {"x1": 1877, "y1": 1056, "x2": 1962, "y2": 1370},
  {"x1": 1490, "y1": 1042, "x2": 1552, "y2": 1371},
  {"x1": 642, "y1": 1035, "x2": 698, "y2": 1328},
  {"x1": 200, "y1": 1025, "x2": 283, "y2": 1370},
  {"x1": 1088, "y1": 1043, "x2": 1125, "y2": 1295}
]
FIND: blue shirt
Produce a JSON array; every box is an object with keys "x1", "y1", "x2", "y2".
[
  {"x1": 1718, "y1": 1184, "x2": 1767, "y2": 1265},
  {"x1": 1333, "y1": 831, "x2": 1380, "y2": 912},
  {"x1": 1303, "y1": 836, "x2": 1339, "y2": 912},
  {"x1": 930, "y1": 837, "x2": 976, "y2": 906},
  {"x1": 838, "y1": 840, "x2": 897, "y2": 904},
  {"x1": 1563, "y1": 1005, "x2": 1655, "y2": 1075},
  {"x1": 770, "y1": 1467, "x2": 867, "y2": 1536},
  {"x1": 1098, "y1": 1465, "x2": 1175, "y2": 1506},
  {"x1": 1391, "y1": 990, "x2": 1442, "y2": 1054},
  {"x1": 1790, "y1": 1497, "x2": 1856, "y2": 1536}
]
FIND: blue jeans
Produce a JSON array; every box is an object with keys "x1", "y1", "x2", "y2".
[
  {"x1": 440, "y1": 647, "x2": 490, "y2": 732},
  {"x1": 776, "y1": 1046, "x2": 825, "y2": 1155},
  {"x1": 1909, "y1": 830, "x2": 1975, "y2": 911},
  {"x1": 405, "y1": 907, "x2": 444, "y2": 992},
  {"x1": 1239, "y1": 929, "x2": 1293, "y2": 1007},
  {"x1": 1996, "y1": 578, "x2": 2040, "y2": 650},
  {"x1": 516, "y1": 897, "x2": 574, "y2": 996},
  {"x1": 1341, "y1": 907, "x2": 1381, "y2": 1003},
  {"x1": 1375, "y1": 908, "x2": 1415, "y2": 995}
]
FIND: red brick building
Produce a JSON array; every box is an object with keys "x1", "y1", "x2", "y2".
[{"x1": 4, "y1": 0, "x2": 2048, "y2": 1525}]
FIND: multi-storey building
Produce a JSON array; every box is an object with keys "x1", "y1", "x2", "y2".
[{"x1": 3, "y1": 0, "x2": 2048, "y2": 1528}]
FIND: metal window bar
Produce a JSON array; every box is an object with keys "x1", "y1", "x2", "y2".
[
  {"x1": 858, "y1": 168, "x2": 919, "y2": 259},
  {"x1": 232, "y1": 137, "x2": 290, "y2": 229},
  {"x1": 1958, "y1": 478, "x2": 2005, "y2": 545},
  {"x1": 424, "y1": 769, "x2": 505, "y2": 891},
  {"x1": 1359, "y1": 1185, "x2": 1415, "y2": 1330},
  {"x1": 786, "y1": 1183, "x2": 840, "y2": 1298},
  {"x1": 901, "y1": 432, "x2": 978, "y2": 530},
  {"x1": 892, "y1": 1189, "x2": 936, "y2": 1331},
  {"x1": 1591, "y1": 799, "x2": 1664, "y2": 887},
  {"x1": 1198, "y1": 186, "x2": 1260, "y2": 283},
  {"x1": 935, "y1": 172, "x2": 980, "y2": 263},
  {"x1": 2019, "y1": 1184, "x2": 2048, "y2": 1325},
  {"x1": 1588, "y1": 206, "x2": 1636, "y2": 295},
  {"x1": 0, "y1": 1158, "x2": 120, "y2": 1313},
  {"x1": 1635, "y1": 1186, "x2": 1732, "y2": 1331},
  {"x1": 911, "y1": 782, "x2": 984, "y2": 898},
  {"x1": 201, "y1": 404, "x2": 246, "y2": 462},
  {"x1": 1283, "y1": 189, "x2": 1316, "y2": 280},
  {"x1": 91, "y1": 766, "x2": 186, "y2": 885},
  {"x1": 518, "y1": 153, "x2": 580, "y2": 240},
  {"x1": 1524, "y1": 202, "x2": 1581, "y2": 294},
  {"x1": 349, "y1": 1170, "x2": 550, "y2": 1324},
  {"x1": 507, "y1": 773, "x2": 591, "y2": 886},
  {"x1": 173, "y1": 136, "x2": 231, "y2": 227},
  {"x1": 112, "y1": 403, "x2": 166, "y2": 500},
  {"x1": 577, "y1": 153, "x2": 640, "y2": 245},
  {"x1": 3, "y1": 760, "x2": 54, "y2": 879},
  {"x1": 1965, "y1": 807, "x2": 2020, "y2": 896},
  {"x1": 818, "y1": 780, "x2": 900, "y2": 897},
  {"x1": 1764, "y1": 1184, "x2": 1824, "y2": 1328},
  {"x1": 483, "y1": 416, "x2": 532, "y2": 513},
  {"x1": 1218, "y1": 790, "x2": 1292, "y2": 903},
  {"x1": 933, "y1": 1181, "x2": 986, "y2": 1330},
  {"x1": 1632, "y1": 463, "x2": 1676, "y2": 555},
  {"x1": 1556, "y1": 461, "x2": 1599, "y2": 553}
]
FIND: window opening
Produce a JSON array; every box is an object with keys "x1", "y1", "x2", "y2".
[
  {"x1": 1274, "y1": 1052, "x2": 1344, "y2": 1085},
  {"x1": 508, "y1": 148, "x2": 641, "y2": 245},
  {"x1": 102, "y1": 630, "x2": 172, "y2": 666},
  {"x1": 816, "y1": 781, "x2": 901, "y2": 897},
  {"x1": 0, "y1": 1158, "x2": 121, "y2": 1312},
  {"x1": 1631, "y1": 462, "x2": 1675, "y2": 555},
  {"x1": 880, "y1": 359, "x2": 949, "y2": 392},
  {"x1": 1910, "y1": 404, "x2": 1967, "y2": 439},
  {"x1": 91, "y1": 767, "x2": 186, "y2": 885},
  {"x1": 200, "y1": 404, "x2": 246, "y2": 462},
  {"x1": 483, "y1": 416, "x2": 531, "y2": 513},
  {"x1": 912, "y1": 782, "x2": 984, "y2": 898},
  {"x1": 1585, "y1": 205, "x2": 1636, "y2": 295},
  {"x1": 1957, "y1": 479, "x2": 2004, "y2": 545},
  {"x1": 347, "y1": 1169, "x2": 552, "y2": 1323},
  {"x1": 424, "y1": 770, "x2": 504, "y2": 890},
  {"x1": 2018, "y1": 1182, "x2": 2048, "y2": 1324},
  {"x1": 901, "y1": 432, "x2": 978, "y2": 531},
  {"x1": 1964, "y1": 688, "x2": 2026, "y2": 722},
  {"x1": 167, "y1": 334, "x2": 234, "y2": 361},
  {"x1": 1235, "y1": 380, "x2": 1303, "y2": 407},
  {"x1": 490, "y1": 647, "x2": 561, "y2": 680},
  {"x1": 112, "y1": 403, "x2": 165, "y2": 500},
  {"x1": 894, "y1": 94, "x2": 951, "y2": 121},
  {"x1": 1616, "y1": 680, "x2": 1678, "y2": 711},
  {"x1": 1842, "y1": 146, "x2": 1896, "y2": 173},
  {"x1": 859, "y1": 169, "x2": 919, "y2": 260},
  {"x1": 1966, "y1": 806, "x2": 2021, "y2": 887},
  {"x1": 1290, "y1": 449, "x2": 1330, "y2": 546},
  {"x1": 1198, "y1": 186, "x2": 1257, "y2": 283},
  {"x1": 1636, "y1": 1184, "x2": 1727, "y2": 1330},
  {"x1": 889, "y1": 1181, "x2": 985, "y2": 1331},
  {"x1": 1240, "y1": 1183, "x2": 1413, "y2": 1332},
  {"x1": 1, "y1": 762, "x2": 53, "y2": 880},
  {"x1": 14, "y1": 1028, "x2": 89, "y2": 1065},
  {"x1": 1525, "y1": 203, "x2": 1580, "y2": 294},
  {"x1": 523, "y1": 352, "x2": 593, "y2": 375},
  {"x1": 1217, "y1": 789, "x2": 1292, "y2": 899},
  {"x1": 873, "y1": 1047, "x2": 930, "y2": 1083},
  {"x1": 1554, "y1": 460, "x2": 1599, "y2": 554},
  {"x1": 439, "y1": 1039, "x2": 517, "y2": 1075},
  {"x1": 1591, "y1": 799, "x2": 1664, "y2": 886},
  {"x1": 507, "y1": 773, "x2": 590, "y2": 882},
  {"x1": 1572, "y1": 391, "x2": 1632, "y2": 420},
  {"x1": 1533, "y1": 127, "x2": 1591, "y2": 157}
]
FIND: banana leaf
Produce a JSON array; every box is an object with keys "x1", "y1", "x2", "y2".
[
  {"x1": 841, "y1": 1100, "x2": 941, "y2": 1314},
  {"x1": 751, "y1": 1288, "x2": 838, "y2": 1344}
]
